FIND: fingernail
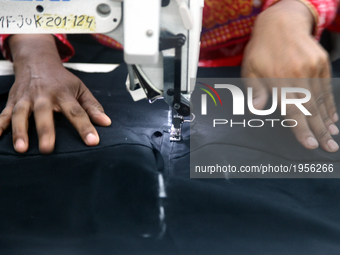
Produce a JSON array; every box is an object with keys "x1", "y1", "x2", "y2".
[
  {"x1": 333, "y1": 113, "x2": 339, "y2": 122},
  {"x1": 15, "y1": 138, "x2": 26, "y2": 151},
  {"x1": 103, "y1": 113, "x2": 111, "y2": 125},
  {"x1": 329, "y1": 124, "x2": 339, "y2": 135},
  {"x1": 40, "y1": 138, "x2": 54, "y2": 154},
  {"x1": 253, "y1": 97, "x2": 261, "y2": 106},
  {"x1": 327, "y1": 140, "x2": 339, "y2": 152},
  {"x1": 307, "y1": 137, "x2": 318, "y2": 148},
  {"x1": 86, "y1": 133, "x2": 99, "y2": 145}
]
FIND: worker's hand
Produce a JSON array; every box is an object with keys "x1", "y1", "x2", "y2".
[
  {"x1": 242, "y1": 0, "x2": 339, "y2": 152},
  {"x1": 0, "y1": 34, "x2": 111, "y2": 154}
]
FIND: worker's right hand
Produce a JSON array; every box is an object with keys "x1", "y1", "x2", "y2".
[{"x1": 242, "y1": 0, "x2": 339, "y2": 152}]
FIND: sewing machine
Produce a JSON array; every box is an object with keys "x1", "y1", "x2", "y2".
[{"x1": 0, "y1": 0, "x2": 204, "y2": 141}]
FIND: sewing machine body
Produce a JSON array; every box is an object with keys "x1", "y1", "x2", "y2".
[{"x1": 0, "y1": 0, "x2": 204, "y2": 141}]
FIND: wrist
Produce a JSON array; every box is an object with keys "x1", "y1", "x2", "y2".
[
  {"x1": 257, "y1": 0, "x2": 314, "y2": 35},
  {"x1": 9, "y1": 34, "x2": 62, "y2": 64}
]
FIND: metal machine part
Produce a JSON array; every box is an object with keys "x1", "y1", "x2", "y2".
[
  {"x1": 170, "y1": 115, "x2": 184, "y2": 142},
  {"x1": 0, "y1": 0, "x2": 204, "y2": 141}
]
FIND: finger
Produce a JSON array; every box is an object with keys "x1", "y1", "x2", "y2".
[
  {"x1": 292, "y1": 87, "x2": 339, "y2": 152},
  {"x1": 243, "y1": 74, "x2": 268, "y2": 111},
  {"x1": 0, "y1": 105, "x2": 14, "y2": 136},
  {"x1": 59, "y1": 98, "x2": 100, "y2": 146},
  {"x1": 310, "y1": 78, "x2": 338, "y2": 136},
  {"x1": 277, "y1": 80, "x2": 318, "y2": 149},
  {"x1": 33, "y1": 98, "x2": 55, "y2": 154},
  {"x1": 288, "y1": 107, "x2": 320, "y2": 150},
  {"x1": 280, "y1": 78, "x2": 338, "y2": 152},
  {"x1": 77, "y1": 84, "x2": 111, "y2": 126},
  {"x1": 307, "y1": 111, "x2": 338, "y2": 152},
  {"x1": 11, "y1": 100, "x2": 31, "y2": 153},
  {"x1": 319, "y1": 69, "x2": 338, "y2": 123}
]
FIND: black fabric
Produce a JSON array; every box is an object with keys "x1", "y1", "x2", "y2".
[{"x1": 1, "y1": 36, "x2": 340, "y2": 254}]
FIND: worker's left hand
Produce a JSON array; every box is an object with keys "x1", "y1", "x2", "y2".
[{"x1": 0, "y1": 34, "x2": 111, "y2": 154}]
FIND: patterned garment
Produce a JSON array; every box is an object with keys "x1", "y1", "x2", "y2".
[
  {"x1": 0, "y1": 0, "x2": 339, "y2": 66},
  {"x1": 199, "y1": 0, "x2": 338, "y2": 66}
]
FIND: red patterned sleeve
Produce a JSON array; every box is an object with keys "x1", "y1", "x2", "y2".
[
  {"x1": 0, "y1": 34, "x2": 75, "y2": 62},
  {"x1": 263, "y1": 0, "x2": 339, "y2": 40}
]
